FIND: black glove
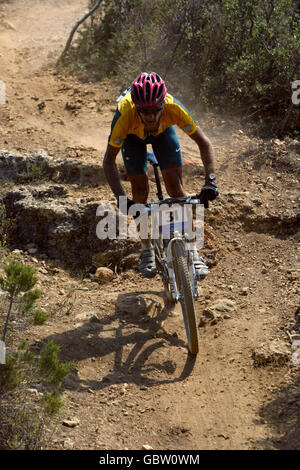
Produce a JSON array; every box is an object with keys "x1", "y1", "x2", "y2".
[
  {"x1": 117, "y1": 196, "x2": 136, "y2": 215},
  {"x1": 117, "y1": 196, "x2": 145, "y2": 220},
  {"x1": 198, "y1": 181, "x2": 219, "y2": 208}
]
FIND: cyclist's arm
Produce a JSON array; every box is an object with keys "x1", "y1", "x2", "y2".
[
  {"x1": 189, "y1": 127, "x2": 216, "y2": 180},
  {"x1": 103, "y1": 144, "x2": 126, "y2": 197}
]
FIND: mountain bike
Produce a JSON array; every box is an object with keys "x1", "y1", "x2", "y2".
[{"x1": 143, "y1": 152, "x2": 209, "y2": 355}]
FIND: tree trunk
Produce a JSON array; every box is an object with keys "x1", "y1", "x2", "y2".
[
  {"x1": 57, "y1": 0, "x2": 103, "y2": 64},
  {"x1": 2, "y1": 294, "x2": 14, "y2": 342}
]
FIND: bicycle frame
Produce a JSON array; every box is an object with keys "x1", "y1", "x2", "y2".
[
  {"x1": 144, "y1": 151, "x2": 208, "y2": 354},
  {"x1": 146, "y1": 152, "x2": 200, "y2": 303}
]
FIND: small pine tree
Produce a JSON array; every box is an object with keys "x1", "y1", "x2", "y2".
[
  {"x1": 0, "y1": 255, "x2": 46, "y2": 343},
  {"x1": 39, "y1": 340, "x2": 75, "y2": 387}
]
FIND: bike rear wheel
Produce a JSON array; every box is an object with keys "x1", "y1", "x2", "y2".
[{"x1": 172, "y1": 240, "x2": 199, "y2": 355}]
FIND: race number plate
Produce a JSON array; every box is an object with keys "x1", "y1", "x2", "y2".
[{"x1": 157, "y1": 204, "x2": 191, "y2": 236}]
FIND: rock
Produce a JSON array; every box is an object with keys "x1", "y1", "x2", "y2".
[
  {"x1": 62, "y1": 418, "x2": 80, "y2": 428},
  {"x1": 288, "y1": 272, "x2": 299, "y2": 281},
  {"x1": 202, "y1": 250, "x2": 217, "y2": 267},
  {"x1": 28, "y1": 247, "x2": 38, "y2": 255},
  {"x1": 252, "y1": 339, "x2": 291, "y2": 367},
  {"x1": 290, "y1": 139, "x2": 300, "y2": 154},
  {"x1": 207, "y1": 298, "x2": 237, "y2": 314},
  {"x1": 63, "y1": 438, "x2": 75, "y2": 449},
  {"x1": 11, "y1": 249, "x2": 23, "y2": 256},
  {"x1": 63, "y1": 375, "x2": 80, "y2": 390},
  {"x1": 75, "y1": 311, "x2": 98, "y2": 322},
  {"x1": 94, "y1": 267, "x2": 114, "y2": 284},
  {"x1": 291, "y1": 340, "x2": 300, "y2": 365},
  {"x1": 92, "y1": 242, "x2": 140, "y2": 269},
  {"x1": 1, "y1": 21, "x2": 17, "y2": 31},
  {"x1": 0, "y1": 150, "x2": 105, "y2": 186},
  {"x1": 120, "y1": 252, "x2": 139, "y2": 270},
  {"x1": 202, "y1": 309, "x2": 216, "y2": 321},
  {"x1": 65, "y1": 101, "x2": 81, "y2": 111},
  {"x1": 39, "y1": 267, "x2": 48, "y2": 275},
  {"x1": 116, "y1": 295, "x2": 162, "y2": 316},
  {"x1": 120, "y1": 384, "x2": 128, "y2": 395},
  {"x1": 252, "y1": 198, "x2": 263, "y2": 207},
  {"x1": 1, "y1": 182, "x2": 139, "y2": 268},
  {"x1": 142, "y1": 444, "x2": 154, "y2": 450},
  {"x1": 241, "y1": 211, "x2": 300, "y2": 234},
  {"x1": 199, "y1": 298, "x2": 237, "y2": 326},
  {"x1": 240, "y1": 287, "x2": 249, "y2": 296}
]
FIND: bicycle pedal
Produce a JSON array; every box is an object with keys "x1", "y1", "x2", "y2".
[{"x1": 196, "y1": 267, "x2": 209, "y2": 280}]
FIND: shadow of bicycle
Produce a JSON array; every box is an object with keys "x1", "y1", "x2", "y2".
[{"x1": 32, "y1": 290, "x2": 197, "y2": 392}]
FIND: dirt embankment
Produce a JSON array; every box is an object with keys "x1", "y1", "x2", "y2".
[{"x1": 0, "y1": 0, "x2": 299, "y2": 450}]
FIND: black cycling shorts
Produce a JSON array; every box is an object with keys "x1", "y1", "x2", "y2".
[{"x1": 121, "y1": 126, "x2": 182, "y2": 176}]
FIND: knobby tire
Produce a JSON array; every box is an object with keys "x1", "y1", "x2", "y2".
[{"x1": 172, "y1": 240, "x2": 199, "y2": 355}]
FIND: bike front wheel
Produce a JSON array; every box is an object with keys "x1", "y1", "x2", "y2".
[
  {"x1": 172, "y1": 240, "x2": 199, "y2": 355},
  {"x1": 154, "y1": 239, "x2": 175, "y2": 305}
]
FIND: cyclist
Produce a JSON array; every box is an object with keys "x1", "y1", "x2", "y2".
[{"x1": 103, "y1": 72, "x2": 218, "y2": 278}]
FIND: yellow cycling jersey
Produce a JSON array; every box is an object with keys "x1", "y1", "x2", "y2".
[{"x1": 108, "y1": 92, "x2": 198, "y2": 148}]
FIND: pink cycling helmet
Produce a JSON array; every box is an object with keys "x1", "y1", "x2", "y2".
[{"x1": 131, "y1": 72, "x2": 167, "y2": 107}]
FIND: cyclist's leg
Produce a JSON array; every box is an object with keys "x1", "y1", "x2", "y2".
[
  {"x1": 152, "y1": 126, "x2": 186, "y2": 197},
  {"x1": 121, "y1": 135, "x2": 156, "y2": 277},
  {"x1": 121, "y1": 134, "x2": 149, "y2": 202},
  {"x1": 161, "y1": 167, "x2": 186, "y2": 197},
  {"x1": 128, "y1": 174, "x2": 149, "y2": 203}
]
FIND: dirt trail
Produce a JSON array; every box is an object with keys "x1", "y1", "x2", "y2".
[{"x1": 0, "y1": 0, "x2": 299, "y2": 450}]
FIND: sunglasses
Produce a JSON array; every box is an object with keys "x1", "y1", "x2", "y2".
[{"x1": 137, "y1": 106, "x2": 163, "y2": 116}]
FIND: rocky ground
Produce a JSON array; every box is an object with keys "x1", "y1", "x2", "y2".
[{"x1": 0, "y1": 0, "x2": 299, "y2": 450}]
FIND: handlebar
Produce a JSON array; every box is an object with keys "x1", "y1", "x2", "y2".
[
  {"x1": 146, "y1": 152, "x2": 210, "y2": 207},
  {"x1": 145, "y1": 193, "x2": 209, "y2": 210}
]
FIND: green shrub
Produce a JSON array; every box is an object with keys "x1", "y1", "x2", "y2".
[
  {"x1": 0, "y1": 405, "x2": 46, "y2": 450},
  {"x1": 0, "y1": 338, "x2": 76, "y2": 448},
  {"x1": 69, "y1": 0, "x2": 300, "y2": 135},
  {"x1": 33, "y1": 309, "x2": 49, "y2": 325},
  {"x1": 0, "y1": 255, "x2": 48, "y2": 340},
  {"x1": 39, "y1": 340, "x2": 75, "y2": 387},
  {"x1": 42, "y1": 389, "x2": 63, "y2": 415},
  {"x1": 22, "y1": 160, "x2": 46, "y2": 182},
  {"x1": 0, "y1": 256, "x2": 38, "y2": 297},
  {"x1": 0, "y1": 256, "x2": 75, "y2": 448},
  {"x1": 19, "y1": 289, "x2": 43, "y2": 315}
]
